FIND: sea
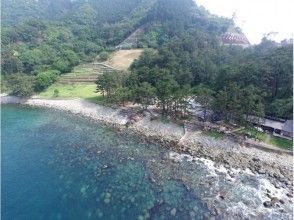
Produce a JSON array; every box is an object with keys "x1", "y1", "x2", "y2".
[{"x1": 1, "y1": 105, "x2": 292, "y2": 220}]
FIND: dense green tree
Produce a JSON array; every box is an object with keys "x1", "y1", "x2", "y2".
[
  {"x1": 240, "y1": 85, "x2": 265, "y2": 121},
  {"x1": 172, "y1": 85, "x2": 191, "y2": 118},
  {"x1": 213, "y1": 84, "x2": 242, "y2": 123},
  {"x1": 53, "y1": 59, "x2": 71, "y2": 73},
  {"x1": 62, "y1": 50, "x2": 80, "y2": 67},
  {"x1": 155, "y1": 71, "x2": 179, "y2": 115},
  {"x1": 263, "y1": 46, "x2": 293, "y2": 99},
  {"x1": 193, "y1": 85, "x2": 214, "y2": 121},
  {"x1": 130, "y1": 32, "x2": 292, "y2": 120},
  {"x1": 8, "y1": 74, "x2": 35, "y2": 97},
  {"x1": 268, "y1": 98, "x2": 293, "y2": 119},
  {"x1": 1, "y1": 52, "x2": 23, "y2": 74},
  {"x1": 96, "y1": 71, "x2": 120, "y2": 97},
  {"x1": 134, "y1": 82, "x2": 156, "y2": 109},
  {"x1": 19, "y1": 49, "x2": 43, "y2": 73},
  {"x1": 113, "y1": 87, "x2": 133, "y2": 106}
]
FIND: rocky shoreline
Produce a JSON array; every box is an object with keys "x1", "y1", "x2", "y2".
[{"x1": 1, "y1": 95, "x2": 293, "y2": 206}]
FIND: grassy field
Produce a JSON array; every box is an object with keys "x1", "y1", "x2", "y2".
[
  {"x1": 38, "y1": 83, "x2": 99, "y2": 99},
  {"x1": 268, "y1": 136, "x2": 293, "y2": 150},
  {"x1": 105, "y1": 49, "x2": 144, "y2": 70},
  {"x1": 204, "y1": 130, "x2": 225, "y2": 139},
  {"x1": 236, "y1": 128, "x2": 293, "y2": 150}
]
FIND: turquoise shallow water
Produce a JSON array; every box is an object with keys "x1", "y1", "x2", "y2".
[
  {"x1": 2, "y1": 105, "x2": 293, "y2": 220},
  {"x1": 1, "y1": 105, "x2": 209, "y2": 220}
]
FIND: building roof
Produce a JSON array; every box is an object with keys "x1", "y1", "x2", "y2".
[
  {"x1": 282, "y1": 120, "x2": 293, "y2": 133},
  {"x1": 247, "y1": 115, "x2": 283, "y2": 130},
  {"x1": 221, "y1": 32, "x2": 250, "y2": 46},
  {"x1": 263, "y1": 118, "x2": 284, "y2": 130}
]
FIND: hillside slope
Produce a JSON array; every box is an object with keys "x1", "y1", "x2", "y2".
[{"x1": 4, "y1": 0, "x2": 291, "y2": 122}]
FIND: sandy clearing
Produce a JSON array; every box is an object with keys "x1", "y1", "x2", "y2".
[{"x1": 106, "y1": 49, "x2": 144, "y2": 70}]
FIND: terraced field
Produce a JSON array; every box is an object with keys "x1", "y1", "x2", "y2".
[
  {"x1": 38, "y1": 49, "x2": 143, "y2": 99},
  {"x1": 39, "y1": 66, "x2": 102, "y2": 99},
  {"x1": 57, "y1": 63, "x2": 116, "y2": 84}
]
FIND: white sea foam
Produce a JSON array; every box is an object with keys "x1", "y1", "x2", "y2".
[
  {"x1": 168, "y1": 151, "x2": 291, "y2": 207},
  {"x1": 259, "y1": 178, "x2": 289, "y2": 200},
  {"x1": 168, "y1": 151, "x2": 238, "y2": 180}
]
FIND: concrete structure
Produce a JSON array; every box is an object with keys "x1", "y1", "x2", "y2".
[
  {"x1": 281, "y1": 120, "x2": 293, "y2": 138},
  {"x1": 247, "y1": 116, "x2": 293, "y2": 139}
]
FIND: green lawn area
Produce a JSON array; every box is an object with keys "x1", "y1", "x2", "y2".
[
  {"x1": 268, "y1": 136, "x2": 293, "y2": 150},
  {"x1": 38, "y1": 83, "x2": 100, "y2": 99},
  {"x1": 204, "y1": 130, "x2": 224, "y2": 139},
  {"x1": 236, "y1": 128, "x2": 293, "y2": 151}
]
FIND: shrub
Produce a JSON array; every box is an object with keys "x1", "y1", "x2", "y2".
[
  {"x1": 53, "y1": 89, "x2": 59, "y2": 97},
  {"x1": 34, "y1": 70, "x2": 60, "y2": 92},
  {"x1": 99, "y1": 51, "x2": 109, "y2": 61},
  {"x1": 53, "y1": 59, "x2": 71, "y2": 73}
]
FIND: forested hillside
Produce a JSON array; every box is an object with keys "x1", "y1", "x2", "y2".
[
  {"x1": 2, "y1": 0, "x2": 72, "y2": 25},
  {"x1": 1, "y1": 0, "x2": 160, "y2": 70},
  {"x1": 128, "y1": 36, "x2": 293, "y2": 120},
  {"x1": 2, "y1": 0, "x2": 150, "y2": 25},
  {"x1": 1, "y1": 0, "x2": 155, "y2": 94},
  {"x1": 1, "y1": 0, "x2": 293, "y2": 121}
]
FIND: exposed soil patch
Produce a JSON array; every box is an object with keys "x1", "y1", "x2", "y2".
[{"x1": 105, "y1": 49, "x2": 144, "y2": 70}]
